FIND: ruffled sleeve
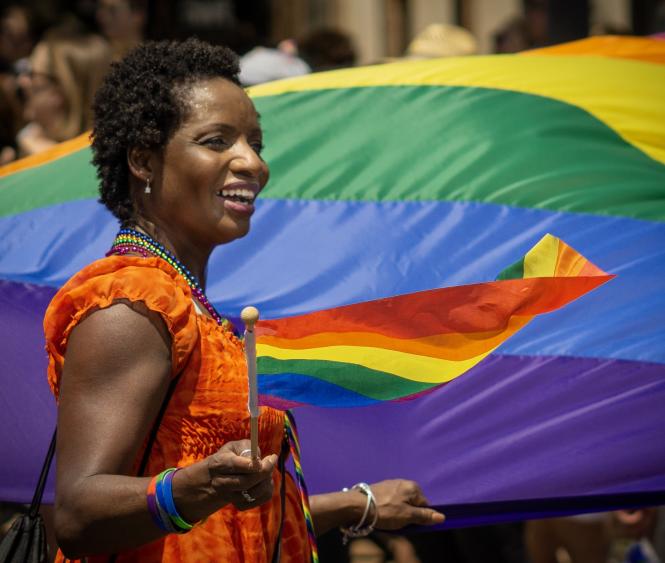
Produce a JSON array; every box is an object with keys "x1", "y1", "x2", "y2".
[{"x1": 44, "y1": 255, "x2": 198, "y2": 399}]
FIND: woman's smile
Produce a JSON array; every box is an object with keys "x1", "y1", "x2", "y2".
[{"x1": 217, "y1": 180, "x2": 261, "y2": 216}]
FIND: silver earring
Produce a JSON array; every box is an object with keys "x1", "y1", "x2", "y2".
[{"x1": 144, "y1": 178, "x2": 151, "y2": 194}]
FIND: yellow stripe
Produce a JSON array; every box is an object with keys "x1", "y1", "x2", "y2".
[
  {"x1": 257, "y1": 342, "x2": 496, "y2": 384},
  {"x1": 248, "y1": 55, "x2": 665, "y2": 165},
  {"x1": 523, "y1": 234, "x2": 559, "y2": 278},
  {"x1": 0, "y1": 132, "x2": 91, "y2": 178}
]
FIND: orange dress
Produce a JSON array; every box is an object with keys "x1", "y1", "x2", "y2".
[{"x1": 44, "y1": 255, "x2": 309, "y2": 562}]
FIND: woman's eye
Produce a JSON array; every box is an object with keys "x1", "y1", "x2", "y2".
[
  {"x1": 251, "y1": 141, "x2": 264, "y2": 155},
  {"x1": 202, "y1": 137, "x2": 228, "y2": 149}
]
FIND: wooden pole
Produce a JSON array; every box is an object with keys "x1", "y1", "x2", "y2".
[{"x1": 241, "y1": 306, "x2": 260, "y2": 462}]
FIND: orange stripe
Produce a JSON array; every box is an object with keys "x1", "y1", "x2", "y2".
[
  {"x1": 0, "y1": 132, "x2": 91, "y2": 178},
  {"x1": 256, "y1": 275, "x2": 613, "y2": 340},
  {"x1": 578, "y1": 260, "x2": 607, "y2": 277},
  {"x1": 555, "y1": 243, "x2": 588, "y2": 278},
  {"x1": 524, "y1": 36, "x2": 665, "y2": 65},
  {"x1": 258, "y1": 316, "x2": 531, "y2": 361}
]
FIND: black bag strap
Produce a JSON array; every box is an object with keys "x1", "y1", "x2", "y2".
[
  {"x1": 106, "y1": 371, "x2": 183, "y2": 563},
  {"x1": 27, "y1": 428, "x2": 57, "y2": 519},
  {"x1": 136, "y1": 371, "x2": 182, "y2": 476}
]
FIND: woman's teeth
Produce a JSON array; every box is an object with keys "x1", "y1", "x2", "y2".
[{"x1": 218, "y1": 188, "x2": 255, "y2": 203}]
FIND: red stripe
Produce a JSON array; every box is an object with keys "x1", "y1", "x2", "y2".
[{"x1": 256, "y1": 275, "x2": 613, "y2": 340}]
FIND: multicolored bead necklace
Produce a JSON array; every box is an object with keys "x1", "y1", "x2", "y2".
[{"x1": 107, "y1": 228, "x2": 229, "y2": 329}]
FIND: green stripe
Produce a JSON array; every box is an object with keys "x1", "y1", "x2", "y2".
[
  {"x1": 496, "y1": 257, "x2": 525, "y2": 280},
  {"x1": 257, "y1": 356, "x2": 434, "y2": 401},
  {"x1": 255, "y1": 86, "x2": 665, "y2": 222},
  {"x1": 0, "y1": 148, "x2": 98, "y2": 217},
  {"x1": 3, "y1": 85, "x2": 664, "y2": 221}
]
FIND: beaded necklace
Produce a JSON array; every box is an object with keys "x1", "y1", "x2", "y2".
[{"x1": 107, "y1": 228, "x2": 229, "y2": 329}]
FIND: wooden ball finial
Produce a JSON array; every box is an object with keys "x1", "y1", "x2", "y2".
[{"x1": 241, "y1": 306, "x2": 260, "y2": 330}]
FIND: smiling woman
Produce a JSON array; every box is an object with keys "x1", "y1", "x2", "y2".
[{"x1": 43, "y1": 38, "x2": 443, "y2": 562}]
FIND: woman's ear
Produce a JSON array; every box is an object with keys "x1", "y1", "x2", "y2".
[{"x1": 127, "y1": 146, "x2": 154, "y2": 184}]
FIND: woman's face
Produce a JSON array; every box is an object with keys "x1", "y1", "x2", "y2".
[
  {"x1": 149, "y1": 78, "x2": 269, "y2": 249},
  {"x1": 20, "y1": 43, "x2": 66, "y2": 135}
]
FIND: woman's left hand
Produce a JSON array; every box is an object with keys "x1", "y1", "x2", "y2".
[{"x1": 369, "y1": 479, "x2": 445, "y2": 530}]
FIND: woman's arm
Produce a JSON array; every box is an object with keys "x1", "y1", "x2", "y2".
[
  {"x1": 55, "y1": 302, "x2": 277, "y2": 558},
  {"x1": 310, "y1": 479, "x2": 445, "y2": 536}
]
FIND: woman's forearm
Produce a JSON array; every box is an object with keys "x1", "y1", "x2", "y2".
[
  {"x1": 309, "y1": 489, "x2": 369, "y2": 536},
  {"x1": 310, "y1": 479, "x2": 446, "y2": 537},
  {"x1": 56, "y1": 474, "x2": 167, "y2": 558},
  {"x1": 56, "y1": 461, "x2": 224, "y2": 558},
  {"x1": 56, "y1": 449, "x2": 276, "y2": 558}
]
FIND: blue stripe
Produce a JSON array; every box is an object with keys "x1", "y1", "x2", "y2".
[
  {"x1": 0, "y1": 197, "x2": 663, "y2": 363},
  {"x1": 258, "y1": 373, "x2": 378, "y2": 407}
]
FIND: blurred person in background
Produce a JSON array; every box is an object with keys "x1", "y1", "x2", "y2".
[
  {"x1": 493, "y1": 0, "x2": 549, "y2": 53},
  {"x1": 96, "y1": 0, "x2": 147, "y2": 60},
  {"x1": 525, "y1": 508, "x2": 663, "y2": 563},
  {"x1": 0, "y1": 3, "x2": 38, "y2": 72},
  {"x1": 296, "y1": 27, "x2": 356, "y2": 72},
  {"x1": 239, "y1": 38, "x2": 310, "y2": 87},
  {"x1": 494, "y1": 18, "x2": 531, "y2": 54},
  {"x1": 16, "y1": 17, "x2": 112, "y2": 156},
  {"x1": 0, "y1": 74, "x2": 21, "y2": 164},
  {"x1": 403, "y1": 23, "x2": 477, "y2": 59},
  {"x1": 239, "y1": 27, "x2": 356, "y2": 87},
  {"x1": 0, "y1": 3, "x2": 42, "y2": 163}
]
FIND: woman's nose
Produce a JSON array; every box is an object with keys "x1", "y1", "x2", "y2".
[{"x1": 230, "y1": 139, "x2": 267, "y2": 179}]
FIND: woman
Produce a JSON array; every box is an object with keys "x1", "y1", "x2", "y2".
[
  {"x1": 17, "y1": 18, "x2": 111, "y2": 156},
  {"x1": 44, "y1": 38, "x2": 444, "y2": 562}
]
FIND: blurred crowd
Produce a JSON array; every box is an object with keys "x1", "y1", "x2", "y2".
[
  {"x1": 1, "y1": 1, "x2": 663, "y2": 561},
  {"x1": 2, "y1": 0, "x2": 654, "y2": 167}
]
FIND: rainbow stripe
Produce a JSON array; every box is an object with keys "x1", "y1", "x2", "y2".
[
  {"x1": 1, "y1": 36, "x2": 663, "y2": 525},
  {"x1": 257, "y1": 235, "x2": 611, "y2": 408}
]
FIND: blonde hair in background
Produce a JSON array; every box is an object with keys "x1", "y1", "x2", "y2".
[{"x1": 41, "y1": 27, "x2": 112, "y2": 142}]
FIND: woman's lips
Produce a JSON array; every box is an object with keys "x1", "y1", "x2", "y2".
[{"x1": 222, "y1": 198, "x2": 255, "y2": 216}]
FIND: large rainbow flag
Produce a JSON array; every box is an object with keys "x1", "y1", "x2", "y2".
[{"x1": 1, "y1": 36, "x2": 664, "y2": 525}]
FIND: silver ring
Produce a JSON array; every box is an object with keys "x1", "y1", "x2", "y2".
[
  {"x1": 239, "y1": 449, "x2": 252, "y2": 458},
  {"x1": 241, "y1": 490, "x2": 256, "y2": 503}
]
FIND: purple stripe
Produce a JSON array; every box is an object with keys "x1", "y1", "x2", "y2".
[
  {"x1": 295, "y1": 354, "x2": 665, "y2": 517},
  {"x1": 0, "y1": 280, "x2": 57, "y2": 503},
  {"x1": 2, "y1": 279, "x2": 664, "y2": 527}
]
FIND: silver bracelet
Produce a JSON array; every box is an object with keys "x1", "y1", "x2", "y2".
[{"x1": 339, "y1": 482, "x2": 378, "y2": 545}]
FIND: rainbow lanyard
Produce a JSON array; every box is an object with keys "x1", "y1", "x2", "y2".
[{"x1": 284, "y1": 410, "x2": 319, "y2": 563}]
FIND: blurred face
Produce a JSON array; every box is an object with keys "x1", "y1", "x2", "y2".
[
  {"x1": 147, "y1": 78, "x2": 269, "y2": 249},
  {"x1": 19, "y1": 43, "x2": 66, "y2": 134},
  {"x1": 0, "y1": 6, "x2": 33, "y2": 64},
  {"x1": 96, "y1": 0, "x2": 141, "y2": 40}
]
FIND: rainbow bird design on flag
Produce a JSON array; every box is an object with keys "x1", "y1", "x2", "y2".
[{"x1": 255, "y1": 234, "x2": 612, "y2": 408}]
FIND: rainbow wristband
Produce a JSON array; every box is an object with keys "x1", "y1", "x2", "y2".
[
  {"x1": 146, "y1": 472, "x2": 177, "y2": 533},
  {"x1": 156, "y1": 468, "x2": 194, "y2": 533}
]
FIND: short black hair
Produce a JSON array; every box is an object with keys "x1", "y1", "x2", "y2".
[{"x1": 92, "y1": 37, "x2": 241, "y2": 222}]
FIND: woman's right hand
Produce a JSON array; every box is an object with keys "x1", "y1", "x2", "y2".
[{"x1": 172, "y1": 439, "x2": 278, "y2": 522}]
